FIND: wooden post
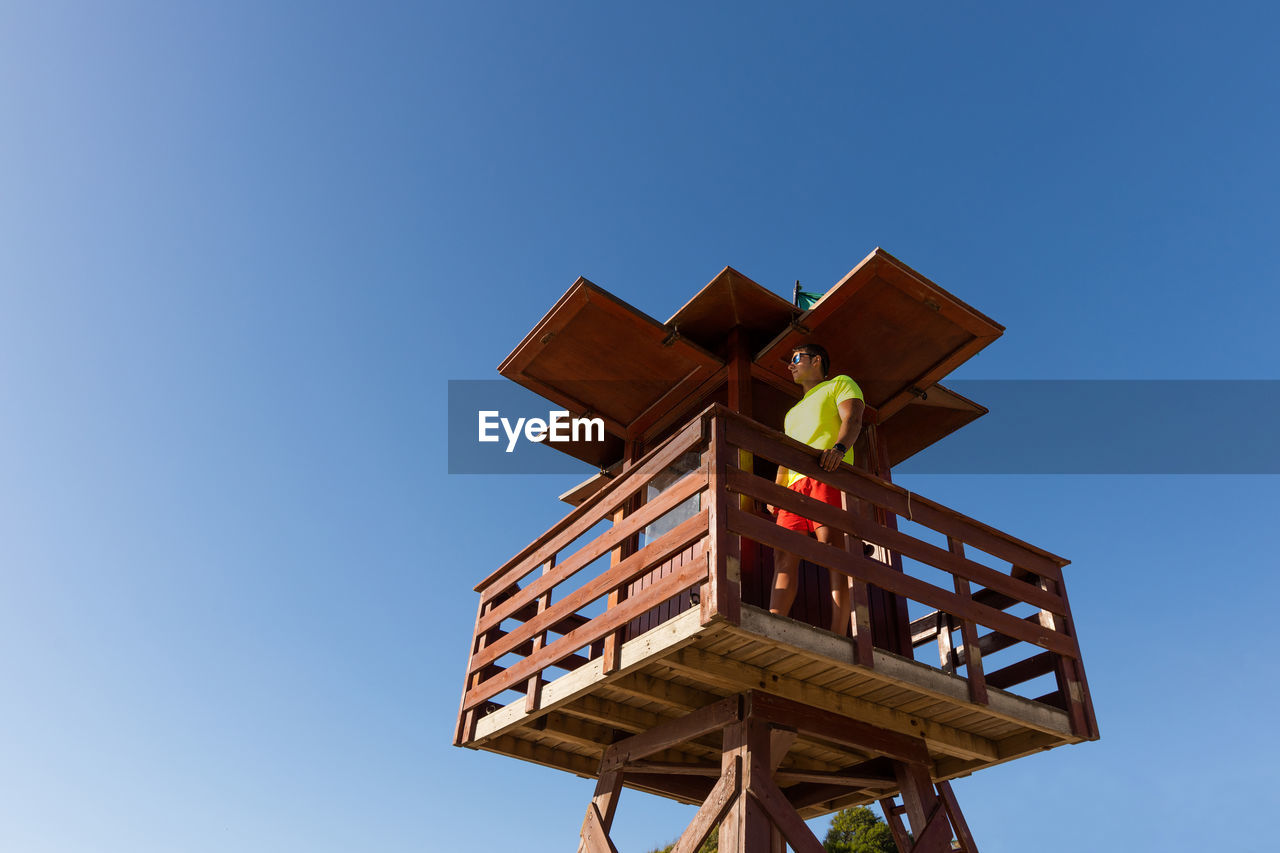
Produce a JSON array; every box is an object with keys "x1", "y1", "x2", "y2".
[
  {"x1": 524, "y1": 555, "x2": 556, "y2": 713},
  {"x1": 948, "y1": 537, "x2": 988, "y2": 706},
  {"x1": 455, "y1": 591, "x2": 507, "y2": 745},
  {"x1": 871, "y1": 425, "x2": 913, "y2": 655},
  {"x1": 883, "y1": 762, "x2": 960, "y2": 853},
  {"x1": 703, "y1": 415, "x2": 741, "y2": 626},
  {"x1": 878, "y1": 798, "x2": 913, "y2": 853},
  {"x1": 1038, "y1": 575, "x2": 1090, "y2": 738},
  {"x1": 578, "y1": 761, "x2": 624, "y2": 853},
  {"x1": 766, "y1": 727, "x2": 796, "y2": 853},
  {"x1": 719, "y1": 716, "x2": 772, "y2": 852},
  {"x1": 936, "y1": 610, "x2": 955, "y2": 673},
  {"x1": 575, "y1": 691, "x2": 988, "y2": 853},
  {"x1": 725, "y1": 328, "x2": 766, "y2": 612}
]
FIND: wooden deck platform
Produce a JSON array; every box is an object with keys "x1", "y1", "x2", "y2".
[{"x1": 462, "y1": 603, "x2": 1080, "y2": 819}]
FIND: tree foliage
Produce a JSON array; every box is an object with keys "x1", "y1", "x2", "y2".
[
  {"x1": 647, "y1": 806, "x2": 898, "y2": 853},
  {"x1": 822, "y1": 806, "x2": 897, "y2": 853}
]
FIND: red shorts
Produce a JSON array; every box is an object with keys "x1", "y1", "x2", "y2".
[{"x1": 775, "y1": 477, "x2": 843, "y2": 535}]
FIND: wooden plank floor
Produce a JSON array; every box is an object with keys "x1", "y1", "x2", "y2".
[{"x1": 462, "y1": 604, "x2": 1084, "y2": 818}]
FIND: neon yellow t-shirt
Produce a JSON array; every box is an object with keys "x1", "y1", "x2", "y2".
[{"x1": 781, "y1": 374, "x2": 863, "y2": 487}]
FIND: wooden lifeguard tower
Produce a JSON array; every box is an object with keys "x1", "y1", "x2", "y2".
[{"x1": 454, "y1": 248, "x2": 1098, "y2": 852}]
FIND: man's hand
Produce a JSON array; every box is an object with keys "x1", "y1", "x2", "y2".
[{"x1": 818, "y1": 446, "x2": 844, "y2": 471}]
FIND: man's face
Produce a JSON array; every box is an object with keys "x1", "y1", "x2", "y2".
[{"x1": 788, "y1": 350, "x2": 824, "y2": 384}]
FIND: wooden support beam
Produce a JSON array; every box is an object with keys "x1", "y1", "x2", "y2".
[
  {"x1": 879, "y1": 796, "x2": 913, "y2": 853},
  {"x1": 606, "y1": 671, "x2": 720, "y2": 713},
  {"x1": 913, "y1": 802, "x2": 957, "y2": 853},
  {"x1": 749, "y1": 691, "x2": 932, "y2": 766},
  {"x1": 671, "y1": 759, "x2": 739, "y2": 853},
  {"x1": 623, "y1": 760, "x2": 722, "y2": 777},
  {"x1": 620, "y1": 772, "x2": 716, "y2": 804},
  {"x1": 894, "y1": 761, "x2": 936, "y2": 839},
  {"x1": 481, "y1": 734, "x2": 601, "y2": 777},
  {"x1": 602, "y1": 695, "x2": 741, "y2": 770},
  {"x1": 773, "y1": 766, "x2": 897, "y2": 788},
  {"x1": 937, "y1": 781, "x2": 979, "y2": 853},
  {"x1": 784, "y1": 757, "x2": 900, "y2": 810},
  {"x1": 579, "y1": 804, "x2": 619, "y2": 853},
  {"x1": 720, "y1": 716, "x2": 773, "y2": 853},
  {"x1": 561, "y1": 699, "x2": 724, "y2": 764},
  {"x1": 533, "y1": 712, "x2": 622, "y2": 752},
  {"x1": 749, "y1": 771, "x2": 825, "y2": 853},
  {"x1": 564, "y1": 694, "x2": 664, "y2": 734},
  {"x1": 591, "y1": 767, "x2": 624, "y2": 833}
]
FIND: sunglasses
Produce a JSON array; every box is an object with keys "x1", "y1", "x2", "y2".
[{"x1": 791, "y1": 352, "x2": 820, "y2": 365}]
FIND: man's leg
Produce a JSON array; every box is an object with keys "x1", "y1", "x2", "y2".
[
  {"x1": 815, "y1": 525, "x2": 850, "y2": 635},
  {"x1": 770, "y1": 548, "x2": 800, "y2": 616}
]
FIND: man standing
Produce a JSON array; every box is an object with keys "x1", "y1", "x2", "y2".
[{"x1": 767, "y1": 344, "x2": 864, "y2": 635}]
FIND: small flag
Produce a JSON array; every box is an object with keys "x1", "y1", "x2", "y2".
[{"x1": 793, "y1": 280, "x2": 823, "y2": 311}]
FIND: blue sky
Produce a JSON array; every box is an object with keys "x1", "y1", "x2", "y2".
[{"x1": 1, "y1": 2, "x2": 1277, "y2": 851}]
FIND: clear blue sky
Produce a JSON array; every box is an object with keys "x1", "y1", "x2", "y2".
[{"x1": 2, "y1": 2, "x2": 1277, "y2": 851}]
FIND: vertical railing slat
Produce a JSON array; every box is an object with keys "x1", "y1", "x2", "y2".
[
  {"x1": 948, "y1": 537, "x2": 988, "y2": 706},
  {"x1": 524, "y1": 555, "x2": 556, "y2": 713}
]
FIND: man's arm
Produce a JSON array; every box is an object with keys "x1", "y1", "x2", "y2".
[
  {"x1": 818, "y1": 397, "x2": 864, "y2": 472},
  {"x1": 767, "y1": 463, "x2": 789, "y2": 514}
]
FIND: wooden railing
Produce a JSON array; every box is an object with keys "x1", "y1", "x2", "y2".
[{"x1": 455, "y1": 405, "x2": 1098, "y2": 746}]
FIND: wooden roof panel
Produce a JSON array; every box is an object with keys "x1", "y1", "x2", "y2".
[
  {"x1": 499, "y1": 278, "x2": 724, "y2": 447},
  {"x1": 666, "y1": 266, "x2": 799, "y2": 353},
  {"x1": 877, "y1": 383, "x2": 988, "y2": 467},
  {"x1": 755, "y1": 248, "x2": 1004, "y2": 421}
]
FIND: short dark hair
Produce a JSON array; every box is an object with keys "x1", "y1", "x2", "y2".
[{"x1": 792, "y1": 343, "x2": 830, "y2": 378}]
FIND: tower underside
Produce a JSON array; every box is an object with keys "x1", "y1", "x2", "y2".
[{"x1": 462, "y1": 603, "x2": 1083, "y2": 819}]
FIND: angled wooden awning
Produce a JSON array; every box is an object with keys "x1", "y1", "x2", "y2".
[
  {"x1": 499, "y1": 278, "x2": 724, "y2": 464},
  {"x1": 755, "y1": 249, "x2": 1004, "y2": 422},
  {"x1": 666, "y1": 266, "x2": 799, "y2": 355},
  {"x1": 877, "y1": 383, "x2": 988, "y2": 468}
]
